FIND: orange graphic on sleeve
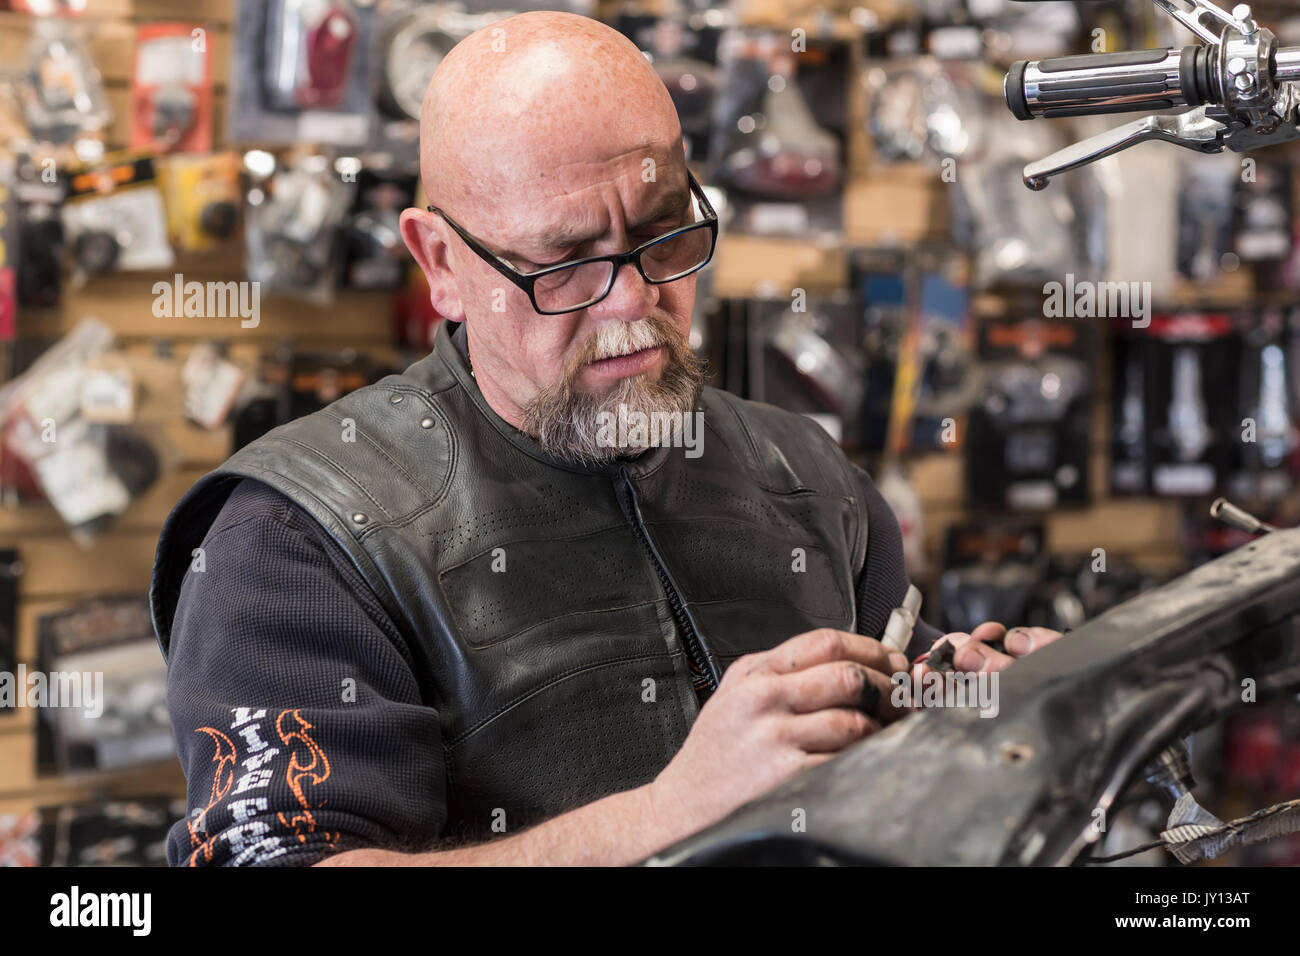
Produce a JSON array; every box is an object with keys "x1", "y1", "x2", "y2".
[
  {"x1": 276, "y1": 709, "x2": 340, "y2": 848},
  {"x1": 186, "y1": 727, "x2": 237, "y2": 867}
]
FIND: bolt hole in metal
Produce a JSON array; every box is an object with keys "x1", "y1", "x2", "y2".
[{"x1": 1001, "y1": 743, "x2": 1033, "y2": 765}]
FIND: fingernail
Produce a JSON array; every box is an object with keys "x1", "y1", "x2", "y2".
[{"x1": 1005, "y1": 628, "x2": 1032, "y2": 655}]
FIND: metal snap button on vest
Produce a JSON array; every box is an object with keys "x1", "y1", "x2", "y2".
[
  {"x1": 390, "y1": 394, "x2": 403, "y2": 404},
  {"x1": 420, "y1": 417, "x2": 435, "y2": 429},
  {"x1": 351, "y1": 512, "x2": 369, "y2": 524}
]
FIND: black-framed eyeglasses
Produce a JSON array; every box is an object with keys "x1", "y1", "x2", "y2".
[{"x1": 427, "y1": 168, "x2": 719, "y2": 316}]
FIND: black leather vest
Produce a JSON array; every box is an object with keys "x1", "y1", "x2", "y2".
[{"x1": 151, "y1": 320, "x2": 869, "y2": 839}]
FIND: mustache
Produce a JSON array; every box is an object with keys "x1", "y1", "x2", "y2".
[{"x1": 563, "y1": 316, "x2": 679, "y2": 383}]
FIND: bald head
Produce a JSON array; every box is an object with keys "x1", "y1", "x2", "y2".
[{"x1": 420, "y1": 11, "x2": 682, "y2": 216}]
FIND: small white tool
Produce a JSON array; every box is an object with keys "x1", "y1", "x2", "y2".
[{"x1": 882, "y1": 584, "x2": 922, "y2": 654}]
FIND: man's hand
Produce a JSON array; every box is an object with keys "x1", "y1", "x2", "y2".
[
  {"x1": 322, "y1": 629, "x2": 908, "y2": 867},
  {"x1": 649, "y1": 628, "x2": 908, "y2": 839},
  {"x1": 914, "y1": 623, "x2": 1065, "y2": 682}
]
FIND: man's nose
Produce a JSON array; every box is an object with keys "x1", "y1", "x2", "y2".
[{"x1": 592, "y1": 258, "x2": 659, "y2": 319}]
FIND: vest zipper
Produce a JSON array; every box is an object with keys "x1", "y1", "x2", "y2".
[{"x1": 616, "y1": 465, "x2": 719, "y2": 698}]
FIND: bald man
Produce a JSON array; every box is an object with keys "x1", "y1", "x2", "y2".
[{"x1": 151, "y1": 11, "x2": 1056, "y2": 867}]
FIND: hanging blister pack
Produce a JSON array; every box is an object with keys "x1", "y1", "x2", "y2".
[
  {"x1": 61, "y1": 154, "x2": 174, "y2": 280},
  {"x1": 244, "y1": 151, "x2": 353, "y2": 304},
  {"x1": 15, "y1": 17, "x2": 110, "y2": 147},
  {"x1": 964, "y1": 317, "x2": 1093, "y2": 511},
  {"x1": 0, "y1": 320, "x2": 166, "y2": 540},
  {"x1": 707, "y1": 30, "x2": 847, "y2": 237},
  {"x1": 230, "y1": 0, "x2": 375, "y2": 147},
  {"x1": 1229, "y1": 310, "x2": 1298, "y2": 502},
  {"x1": 130, "y1": 22, "x2": 214, "y2": 154}
]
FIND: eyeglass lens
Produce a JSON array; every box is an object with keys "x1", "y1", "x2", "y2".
[{"x1": 532, "y1": 225, "x2": 713, "y2": 313}]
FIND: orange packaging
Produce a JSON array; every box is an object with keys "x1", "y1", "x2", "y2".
[{"x1": 130, "y1": 22, "x2": 213, "y2": 154}]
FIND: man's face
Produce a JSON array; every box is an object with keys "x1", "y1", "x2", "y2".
[{"x1": 433, "y1": 147, "x2": 706, "y2": 463}]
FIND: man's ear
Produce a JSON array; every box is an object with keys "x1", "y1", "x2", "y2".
[{"x1": 400, "y1": 207, "x2": 464, "y2": 320}]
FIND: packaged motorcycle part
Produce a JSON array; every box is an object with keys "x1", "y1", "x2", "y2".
[
  {"x1": 950, "y1": 101, "x2": 1105, "y2": 289},
  {"x1": 130, "y1": 22, "x2": 213, "y2": 154},
  {"x1": 864, "y1": 61, "x2": 930, "y2": 162},
  {"x1": 0, "y1": 319, "x2": 163, "y2": 538},
  {"x1": 182, "y1": 341, "x2": 246, "y2": 430},
  {"x1": 244, "y1": 151, "x2": 352, "y2": 305},
  {"x1": 266, "y1": 0, "x2": 359, "y2": 110},
  {"x1": 62, "y1": 154, "x2": 173, "y2": 278},
  {"x1": 615, "y1": 13, "x2": 721, "y2": 164},
  {"x1": 1142, "y1": 313, "x2": 1240, "y2": 497},
  {"x1": 376, "y1": 2, "x2": 455, "y2": 123},
  {"x1": 753, "y1": 294, "x2": 863, "y2": 443},
  {"x1": 34, "y1": 596, "x2": 172, "y2": 775},
  {"x1": 78, "y1": 353, "x2": 135, "y2": 425},
  {"x1": 1233, "y1": 157, "x2": 1292, "y2": 264},
  {"x1": 367, "y1": 3, "x2": 507, "y2": 164},
  {"x1": 964, "y1": 317, "x2": 1093, "y2": 511},
  {"x1": 15, "y1": 17, "x2": 110, "y2": 147},
  {"x1": 341, "y1": 165, "x2": 416, "y2": 290},
  {"x1": 864, "y1": 58, "x2": 988, "y2": 165},
  {"x1": 157, "y1": 152, "x2": 241, "y2": 252},
  {"x1": 1228, "y1": 311, "x2": 1296, "y2": 502},
  {"x1": 1176, "y1": 152, "x2": 1237, "y2": 281},
  {"x1": 707, "y1": 31, "x2": 847, "y2": 237},
  {"x1": 229, "y1": 0, "x2": 375, "y2": 147},
  {"x1": 1110, "y1": 329, "x2": 1150, "y2": 495}
]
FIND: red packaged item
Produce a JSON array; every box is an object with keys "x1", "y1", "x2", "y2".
[{"x1": 130, "y1": 23, "x2": 213, "y2": 154}]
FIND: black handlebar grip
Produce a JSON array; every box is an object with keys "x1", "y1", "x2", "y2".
[{"x1": 1005, "y1": 47, "x2": 1199, "y2": 120}]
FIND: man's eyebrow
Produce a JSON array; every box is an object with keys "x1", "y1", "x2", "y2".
[{"x1": 526, "y1": 184, "x2": 692, "y2": 255}]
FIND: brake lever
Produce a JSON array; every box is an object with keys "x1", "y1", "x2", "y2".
[{"x1": 1023, "y1": 106, "x2": 1228, "y2": 190}]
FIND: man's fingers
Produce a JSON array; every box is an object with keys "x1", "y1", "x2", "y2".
[
  {"x1": 787, "y1": 708, "x2": 881, "y2": 752},
  {"x1": 1004, "y1": 626, "x2": 1064, "y2": 656},
  {"x1": 779, "y1": 661, "x2": 904, "y2": 723},
  {"x1": 970, "y1": 621, "x2": 1007, "y2": 644},
  {"x1": 760, "y1": 628, "x2": 900, "y2": 677},
  {"x1": 953, "y1": 639, "x2": 1015, "y2": 673}
]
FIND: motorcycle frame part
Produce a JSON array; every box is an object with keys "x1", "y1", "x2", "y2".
[{"x1": 645, "y1": 525, "x2": 1300, "y2": 866}]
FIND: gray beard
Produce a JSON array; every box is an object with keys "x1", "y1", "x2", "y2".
[{"x1": 520, "y1": 347, "x2": 705, "y2": 466}]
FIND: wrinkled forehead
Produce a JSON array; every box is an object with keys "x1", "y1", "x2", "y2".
[
  {"x1": 424, "y1": 27, "x2": 684, "y2": 226},
  {"x1": 478, "y1": 141, "x2": 687, "y2": 225}
]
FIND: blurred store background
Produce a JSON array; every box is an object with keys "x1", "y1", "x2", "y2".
[{"x1": 0, "y1": 0, "x2": 1298, "y2": 866}]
